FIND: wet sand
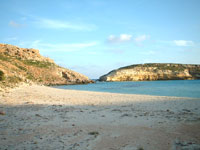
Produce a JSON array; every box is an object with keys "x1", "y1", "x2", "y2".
[{"x1": 0, "y1": 85, "x2": 200, "y2": 150}]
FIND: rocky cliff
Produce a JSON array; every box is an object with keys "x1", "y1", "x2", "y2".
[
  {"x1": 99, "y1": 63, "x2": 200, "y2": 82},
  {"x1": 0, "y1": 43, "x2": 93, "y2": 89}
]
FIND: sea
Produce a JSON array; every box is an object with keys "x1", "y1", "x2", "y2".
[{"x1": 53, "y1": 80, "x2": 200, "y2": 98}]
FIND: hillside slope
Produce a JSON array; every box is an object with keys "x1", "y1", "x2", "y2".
[
  {"x1": 99, "y1": 63, "x2": 200, "y2": 81},
  {"x1": 0, "y1": 43, "x2": 93, "y2": 89}
]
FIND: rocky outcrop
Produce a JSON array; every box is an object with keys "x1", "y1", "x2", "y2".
[
  {"x1": 99, "y1": 63, "x2": 200, "y2": 82},
  {"x1": 0, "y1": 43, "x2": 54, "y2": 63},
  {"x1": 0, "y1": 43, "x2": 93, "y2": 89}
]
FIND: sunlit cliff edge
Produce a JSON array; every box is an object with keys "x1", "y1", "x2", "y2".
[{"x1": 99, "y1": 63, "x2": 200, "y2": 82}]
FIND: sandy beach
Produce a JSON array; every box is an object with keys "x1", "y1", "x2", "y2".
[{"x1": 0, "y1": 85, "x2": 200, "y2": 150}]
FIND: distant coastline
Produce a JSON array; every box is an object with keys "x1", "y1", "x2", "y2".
[{"x1": 99, "y1": 63, "x2": 200, "y2": 82}]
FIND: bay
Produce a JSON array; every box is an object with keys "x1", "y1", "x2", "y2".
[{"x1": 53, "y1": 80, "x2": 200, "y2": 98}]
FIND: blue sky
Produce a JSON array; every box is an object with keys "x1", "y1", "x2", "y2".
[{"x1": 0, "y1": 0, "x2": 200, "y2": 78}]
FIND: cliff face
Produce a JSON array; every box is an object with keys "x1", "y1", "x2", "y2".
[
  {"x1": 0, "y1": 43, "x2": 93, "y2": 89},
  {"x1": 99, "y1": 63, "x2": 200, "y2": 82}
]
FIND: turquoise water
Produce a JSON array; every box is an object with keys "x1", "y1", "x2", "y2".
[{"x1": 53, "y1": 80, "x2": 200, "y2": 98}]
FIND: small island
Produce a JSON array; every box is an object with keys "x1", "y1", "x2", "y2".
[{"x1": 99, "y1": 63, "x2": 200, "y2": 82}]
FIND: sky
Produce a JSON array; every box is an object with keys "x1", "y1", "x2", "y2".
[{"x1": 0, "y1": 0, "x2": 200, "y2": 79}]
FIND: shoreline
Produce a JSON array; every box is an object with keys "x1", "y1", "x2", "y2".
[
  {"x1": 48, "y1": 80, "x2": 200, "y2": 99},
  {"x1": 0, "y1": 85, "x2": 200, "y2": 150},
  {"x1": 1, "y1": 84, "x2": 198, "y2": 105},
  {"x1": 50, "y1": 86, "x2": 200, "y2": 100}
]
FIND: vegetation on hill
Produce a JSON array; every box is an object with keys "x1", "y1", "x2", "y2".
[
  {"x1": 120, "y1": 63, "x2": 194, "y2": 71},
  {"x1": 0, "y1": 70, "x2": 5, "y2": 81}
]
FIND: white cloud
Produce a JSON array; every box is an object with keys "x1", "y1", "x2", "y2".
[
  {"x1": 41, "y1": 42, "x2": 98, "y2": 51},
  {"x1": 134, "y1": 35, "x2": 149, "y2": 43},
  {"x1": 18, "y1": 40, "x2": 98, "y2": 52},
  {"x1": 173, "y1": 40, "x2": 194, "y2": 46},
  {"x1": 4, "y1": 37, "x2": 17, "y2": 42},
  {"x1": 33, "y1": 18, "x2": 97, "y2": 31},
  {"x1": 107, "y1": 34, "x2": 132, "y2": 43},
  {"x1": 120, "y1": 34, "x2": 132, "y2": 41}
]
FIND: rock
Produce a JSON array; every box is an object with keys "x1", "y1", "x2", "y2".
[
  {"x1": 35, "y1": 114, "x2": 41, "y2": 117},
  {"x1": 0, "y1": 111, "x2": 5, "y2": 115},
  {"x1": 121, "y1": 113, "x2": 132, "y2": 117},
  {"x1": 88, "y1": 131, "x2": 99, "y2": 137},
  {"x1": 173, "y1": 140, "x2": 200, "y2": 150},
  {"x1": 99, "y1": 63, "x2": 200, "y2": 81},
  {"x1": 182, "y1": 109, "x2": 191, "y2": 112}
]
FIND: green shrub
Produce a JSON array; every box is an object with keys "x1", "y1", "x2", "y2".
[
  {"x1": 23, "y1": 60, "x2": 53, "y2": 68},
  {"x1": 27, "y1": 73, "x2": 34, "y2": 80},
  {"x1": 137, "y1": 147, "x2": 144, "y2": 150},
  {"x1": 39, "y1": 79, "x2": 43, "y2": 82},
  {"x1": 120, "y1": 63, "x2": 186, "y2": 71},
  {"x1": 7, "y1": 76, "x2": 22, "y2": 83},
  {"x1": 0, "y1": 70, "x2": 5, "y2": 81},
  {"x1": 0, "y1": 54, "x2": 11, "y2": 61},
  {"x1": 14, "y1": 63, "x2": 27, "y2": 71}
]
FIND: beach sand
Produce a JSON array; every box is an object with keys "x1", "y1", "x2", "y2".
[{"x1": 0, "y1": 85, "x2": 200, "y2": 150}]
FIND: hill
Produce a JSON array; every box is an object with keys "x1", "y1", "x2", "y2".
[
  {"x1": 99, "y1": 63, "x2": 200, "y2": 81},
  {"x1": 0, "y1": 43, "x2": 93, "y2": 90}
]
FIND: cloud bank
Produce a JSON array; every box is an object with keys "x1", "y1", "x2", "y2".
[
  {"x1": 173, "y1": 40, "x2": 194, "y2": 46},
  {"x1": 33, "y1": 18, "x2": 97, "y2": 31},
  {"x1": 18, "y1": 40, "x2": 98, "y2": 52},
  {"x1": 107, "y1": 34, "x2": 150, "y2": 44},
  {"x1": 107, "y1": 34, "x2": 132, "y2": 43}
]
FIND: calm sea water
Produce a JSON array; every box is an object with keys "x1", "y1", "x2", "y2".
[{"x1": 53, "y1": 80, "x2": 200, "y2": 98}]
